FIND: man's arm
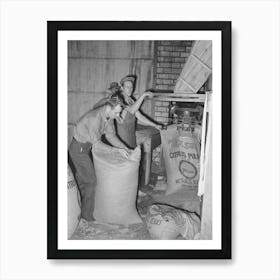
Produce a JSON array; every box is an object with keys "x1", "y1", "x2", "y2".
[
  {"x1": 104, "y1": 120, "x2": 129, "y2": 150},
  {"x1": 135, "y1": 111, "x2": 162, "y2": 130},
  {"x1": 87, "y1": 112, "x2": 121, "y2": 153},
  {"x1": 90, "y1": 121, "x2": 130, "y2": 158},
  {"x1": 127, "y1": 92, "x2": 153, "y2": 115}
]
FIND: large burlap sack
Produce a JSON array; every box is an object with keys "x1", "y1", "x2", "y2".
[
  {"x1": 160, "y1": 124, "x2": 200, "y2": 195},
  {"x1": 92, "y1": 146, "x2": 142, "y2": 225},
  {"x1": 145, "y1": 204, "x2": 200, "y2": 240},
  {"x1": 68, "y1": 165, "x2": 81, "y2": 238},
  {"x1": 151, "y1": 188, "x2": 201, "y2": 215}
]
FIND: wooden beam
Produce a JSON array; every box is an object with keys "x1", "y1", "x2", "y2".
[
  {"x1": 152, "y1": 93, "x2": 206, "y2": 98},
  {"x1": 177, "y1": 78, "x2": 197, "y2": 92},
  {"x1": 191, "y1": 54, "x2": 212, "y2": 71},
  {"x1": 158, "y1": 98, "x2": 205, "y2": 102},
  {"x1": 152, "y1": 97, "x2": 206, "y2": 102}
]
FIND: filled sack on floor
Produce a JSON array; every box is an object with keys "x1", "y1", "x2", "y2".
[
  {"x1": 145, "y1": 204, "x2": 200, "y2": 240},
  {"x1": 151, "y1": 188, "x2": 201, "y2": 215},
  {"x1": 92, "y1": 146, "x2": 142, "y2": 225},
  {"x1": 160, "y1": 124, "x2": 200, "y2": 195},
  {"x1": 68, "y1": 164, "x2": 81, "y2": 238}
]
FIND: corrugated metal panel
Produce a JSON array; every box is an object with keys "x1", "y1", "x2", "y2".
[
  {"x1": 68, "y1": 41, "x2": 155, "y2": 122},
  {"x1": 68, "y1": 41, "x2": 154, "y2": 59},
  {"x1": 68, "y1": 58, "x2": 154, "y2": 94},
  {"x1": 68, "y1": 92, "x2": 106, "y2": 124}
]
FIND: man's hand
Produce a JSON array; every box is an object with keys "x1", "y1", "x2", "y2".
[
  {"x1": 116, "y1": 116, "x2": 124, "y2": 124},
  {"x1": 126, "y1": 96, "x2": 134, "y2": 106},
  {"x1": 144, "y1": 91, "x2": 154, "y2": 99},
  {"x1": 155, "y1": 124, "x2": 164, "y2": 130},
  {"x1": 117, "y1": 148, "x2": 130, "y2": 159}
]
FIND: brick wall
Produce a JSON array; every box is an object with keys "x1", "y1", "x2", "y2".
[
  {"x1": 152, "y1": 40, "x2": 194, "y2": 165},
  {"x1": 153, "y1": 40, "x2": 193, "y2": 124}
]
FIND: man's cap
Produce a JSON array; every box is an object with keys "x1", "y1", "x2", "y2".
[
  {"x1": 120, "y1": 75, "x2": 136, "y2": 86},
  {"x1": 108, "y1": 82, "x2": 120, "y2": 90}
]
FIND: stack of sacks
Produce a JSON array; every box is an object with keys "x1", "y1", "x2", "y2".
[
  {"x1": 68, "y1": 165, "x2": 81, "y2": 238},
  {"x1": 92, "y1": 146, "x2": 142, "y2": 225},
  {"x1": 145, "y1": 204, "x2": 200, "y2": 240}
]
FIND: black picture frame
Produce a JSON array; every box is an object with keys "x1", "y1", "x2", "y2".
[{"x1": 47, "y1": 21, "x2": 231, "y2": 259}]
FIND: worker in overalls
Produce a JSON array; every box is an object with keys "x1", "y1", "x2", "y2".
[
  {"x1": 69, "y1": 94, "x2": 130, "y2": 221},
  {"x1": 116, "y1": 75, "x2": 163, "y2": 149}
]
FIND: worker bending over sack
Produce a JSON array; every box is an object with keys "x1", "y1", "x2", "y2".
[{"x1": 69, "y1": 94, "x2": 131, "y2": 222}]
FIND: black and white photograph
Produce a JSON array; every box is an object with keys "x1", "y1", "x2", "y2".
[
  {"x1": 48, "y1": 21, "x2": 231, "y2": 259},
  {"x1": 67, "y1": 40, "x2": 210, "y2": 241}
]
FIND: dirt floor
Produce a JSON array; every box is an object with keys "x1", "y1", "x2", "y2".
[
  {"x1": 71, "y1": 195, "x2": 153, "y2": 240},
  {"x1": 70, "y1": 164, "x2": 201, "y2": 240}
]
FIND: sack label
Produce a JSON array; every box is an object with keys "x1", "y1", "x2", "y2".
[{"x1": 179, "y1": 160, "x2": 197, "y2": 179}]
